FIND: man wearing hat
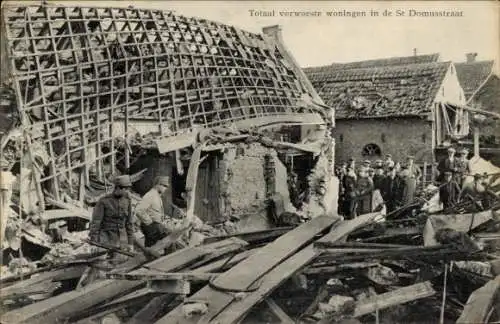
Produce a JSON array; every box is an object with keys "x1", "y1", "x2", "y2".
[
  {"x1": 372, "y1": 160, "x2": 385, "y2": 191},
  {"x1": 439, "y1": 171, "x2": 461, "y2": 210},
  {"x1": 89, "y1": 175, "x2": 135, "y2": 254},
  {"x1": 437, "y1": 147, "x2": 458, "y2": 183},
  {"x1": 384, "y1": 154, "x2": 395, "y2": 171},
  {"x1": 455, "y1": 148, "x2": 471, "y2": 186},
  {"x1": 355, "y1": 166, "x2": 374, "y2": 215},
  {"x1": 135, "y1": 176, "x2": 172, "y2": 247}
]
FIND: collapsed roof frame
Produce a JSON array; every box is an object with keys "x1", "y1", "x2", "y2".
[{"x1": 1, "y1": 4, "x2": 329, "y2": 202}]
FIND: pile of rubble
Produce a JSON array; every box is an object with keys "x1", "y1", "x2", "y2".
[{"x1": 1, "y1": 195, "x2": 499, "y2": 323}]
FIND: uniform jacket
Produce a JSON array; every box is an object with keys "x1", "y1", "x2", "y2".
[
  {"x1": 400, "y1": 176, "x2": 417, "y2": 206},
  {"x1": 381, "y1": 175, "x2": 403, "y2": 211},
  {"x1": 89, "y1": 193, "x2": 134, "y2": 244}
]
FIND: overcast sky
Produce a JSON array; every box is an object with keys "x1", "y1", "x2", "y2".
[{"x1": 4, "y1": 0, "x2": 499, "y2": 69}]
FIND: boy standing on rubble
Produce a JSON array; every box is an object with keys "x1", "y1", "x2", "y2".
[
  {"x1": 439, "y1": 171, "x2": 461, "y2": 210},
  {"x1": 135, "y1": 176, "x2": 171, "y2": 247},
  {"x1": 88, "y1": 175, "x2": 135, "y2": 254}
]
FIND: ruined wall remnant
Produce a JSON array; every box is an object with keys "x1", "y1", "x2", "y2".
[{"x1": 218, "y1": 142, "x2": 297, "y2": 231}]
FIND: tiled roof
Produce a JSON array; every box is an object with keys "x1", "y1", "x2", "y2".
[
  {"x1": 304, "y1": 53, "x2": 440, "y2": 73},
  {"x1": 455, "y1": 61, "x2": 494, "y2": 99},
  {"x1": 305, "y1": 61, "x2": 450, "y2": 119}
]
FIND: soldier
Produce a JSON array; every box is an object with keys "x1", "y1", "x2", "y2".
[
  {"x1": 355, "y1": 166, "x2": 374, "y2": 215},
  {"x1": 88, "y1": 175, "x2": 135, "y2": 258},
  {"x1": 437, "y1": 147, "x2": 457, "y2": 183},
  {"x1": 135, "y1": 176, "x2": 171, "y2": 247},
  {"x1": 439, "y1": 171, "x2": 461, "y2": 210},
  {"x1": 455, "y1": 148, "x2": 471, "y2": 186}
]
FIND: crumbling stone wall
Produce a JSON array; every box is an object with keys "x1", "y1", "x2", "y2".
[
  {"x1": 334, "y1": 117, "x2": 433, "y2": 164},
  {"x1": 220, "y1": 143, "x2": 270, "y2": 231},
  {"x1": 219, "y1": 143, "x2": 295, "y2": 231}
]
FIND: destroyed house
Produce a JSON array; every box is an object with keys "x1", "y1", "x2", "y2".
[
  {"x1": 455, "y1": 54, "x2": 500, "y2": 154},
  {"x1": 304, "y1": 54, "x2": 469, "y2": 166},
  {"x1": 0, "y1": 4, "x2": 335, "y2": 230}
]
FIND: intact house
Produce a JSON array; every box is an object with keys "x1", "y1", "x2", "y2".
[
  {"x1": 455, "y1": 53, "x2": 500, "y2": 162},
  {"x1": 304, "y1": 54, "x2": 469, "y2": 168}
]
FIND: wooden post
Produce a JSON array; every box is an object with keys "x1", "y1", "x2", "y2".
[{"x1": 473, "y1": 127, "x2": 480, "y2": 157}]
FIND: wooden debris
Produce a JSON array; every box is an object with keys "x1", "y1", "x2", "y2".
[
  {"x1": 353, "y1": 281, "x2": 436, "y2": 317},
  {"x1": 456, "y1": 275, "x2": 500, "y2": 324},
  {"x1": 1, "y1": 238, "x2": 246, "y2": 324},
  {"x1": 156, "y1": 215, "x2": 338, "y2": 324}
]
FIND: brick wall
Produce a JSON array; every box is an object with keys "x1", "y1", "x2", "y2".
[{"x1": 334, "y1": 117, "x2": 434, "y2": 164}]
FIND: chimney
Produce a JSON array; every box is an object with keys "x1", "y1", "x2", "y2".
[
  {"x1": 413, "y1": 48, "x2": 417, "y2": 56},
  {"x1": 466, "y1": 52, "x2": 478, "y2": 63}
]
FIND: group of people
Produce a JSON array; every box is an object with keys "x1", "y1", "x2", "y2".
[
  {"x1": 336, "y1": 154, "x2": 420, "y2": 219},
  {"x1": 436, "y1": 146, "x2": 494, "y2": 211}
]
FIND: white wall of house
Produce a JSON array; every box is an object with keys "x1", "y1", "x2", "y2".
[
  {"x1": 434, "y1": 63, "x2": 467, "y2": 106},
  {"x1": 433, "y1": 63, "x2": 469, "y2": 141}
]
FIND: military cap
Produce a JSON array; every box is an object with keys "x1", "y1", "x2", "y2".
[
  {"x1": 443, "y1": 171, "x2": 452, "y2": 176},
  {"x1": 385, "y1": 154, "x2": 392, "y2": 158},
  {"x1": 447, "y1": 147, "x2": 456, "y2": 153},
  {"x1": 473, "y1": 173, "x2": 482, "y2": 179},
  {"x1": 363, "y1": 160, "x2": 371, "y2": 166},
  {"x1": 459, "y1": 148, "x2": 469, "y2": 154},
  {"x1": 114, "y1": 175, "x2": 132, "y2": 187},
  {"x1": 156, "y1": 176, "x2": 170, "y2": 187}
]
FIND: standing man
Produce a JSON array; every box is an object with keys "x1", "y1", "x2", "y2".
[
  {"x1": 439, "y1": 171, "x2": 461, "y2": 210},
  {"x1": 437, "y1": 147, "x2": 457, "y2": 183},
  {"x1": 384, "y1": 154, "x2": 395, "y2": 171},
  {"x1": 88, "y1": 175, "x2": 135, "y2": 259},
  {"x1": 381, "y1": 166, "x2": 401, "y2": 213},
  {"x1": 455, "y1": 148, "x2": 471, "y2": 187},
  {"x1": 355, "y1": 166, "x2": 374, "y2": 215},
  {"x1": 135, "y1": 176, "x2": 171, "y2": 247},
  {"x1": 372, "y1": 160, "x2": 385, "y2": 191},
  {"x1": 399, "y1": 166, "x2": 417, "y2": 207},
  {"x1": 342, "y1": 167, "x2": 357, "y2": 219}
]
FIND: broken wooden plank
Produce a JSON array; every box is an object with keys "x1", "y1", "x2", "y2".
[
  {"x1": 315, "y1": 212, "x2": 382, "y2": 246},
  {"x1": 456, "y1": 275, "x2": 500, "y2": 324},
  {"x1": 2, "y1": 238, "x2": 245, "y2": 324},
  {"x1": 71, "y1": 289, "x2": 157, "y2": 324},
  {"x1": 424, "y1": 210, "x2": 493, "y2": 246},
  {"x1": 148, "y1": 279, "x2": 190, "y2": 294},
  {"x1": 202, "y1": 226, "x2": 294, "y2": 245},
  {"x1": 209, "y1": 215, "x2": 338, "y2": 292},
  {"x1": 263, "y1": 298, "x2": 295, "y2": 324},
  {"x1": 125, "y1": 295, "x2": 177, "y2": 324},
  {"x1": 353, "y1": 281, "x2": 436, "y2": 317},
  {"x1": 208, "y1": 245, "x2": 318, "y2": 324},
  {"x1": 0, "y1": 265, "x2": 87, "y2": 298},
  {"x1": 190, "y1": 248, "x2": 256, "y2": 273},
  {"x1": 156, "y1": 215, "x2": 339, "y2": 324},
  {"x1": 106, "y1": 271, "x2": 217, "y2": 282}
]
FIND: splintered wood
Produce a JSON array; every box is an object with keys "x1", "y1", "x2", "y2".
[{"x1": 2, "y1": 4, "x2": 322, "y2": 200}]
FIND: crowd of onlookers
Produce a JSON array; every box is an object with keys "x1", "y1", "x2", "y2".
[{"x1": 335, "y1": 147, "x2": 494, "y2": 218}]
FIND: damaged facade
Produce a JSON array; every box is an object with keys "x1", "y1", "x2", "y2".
[{"x1": 304, "y1": 54, "x2": 469, "y2": 165}]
